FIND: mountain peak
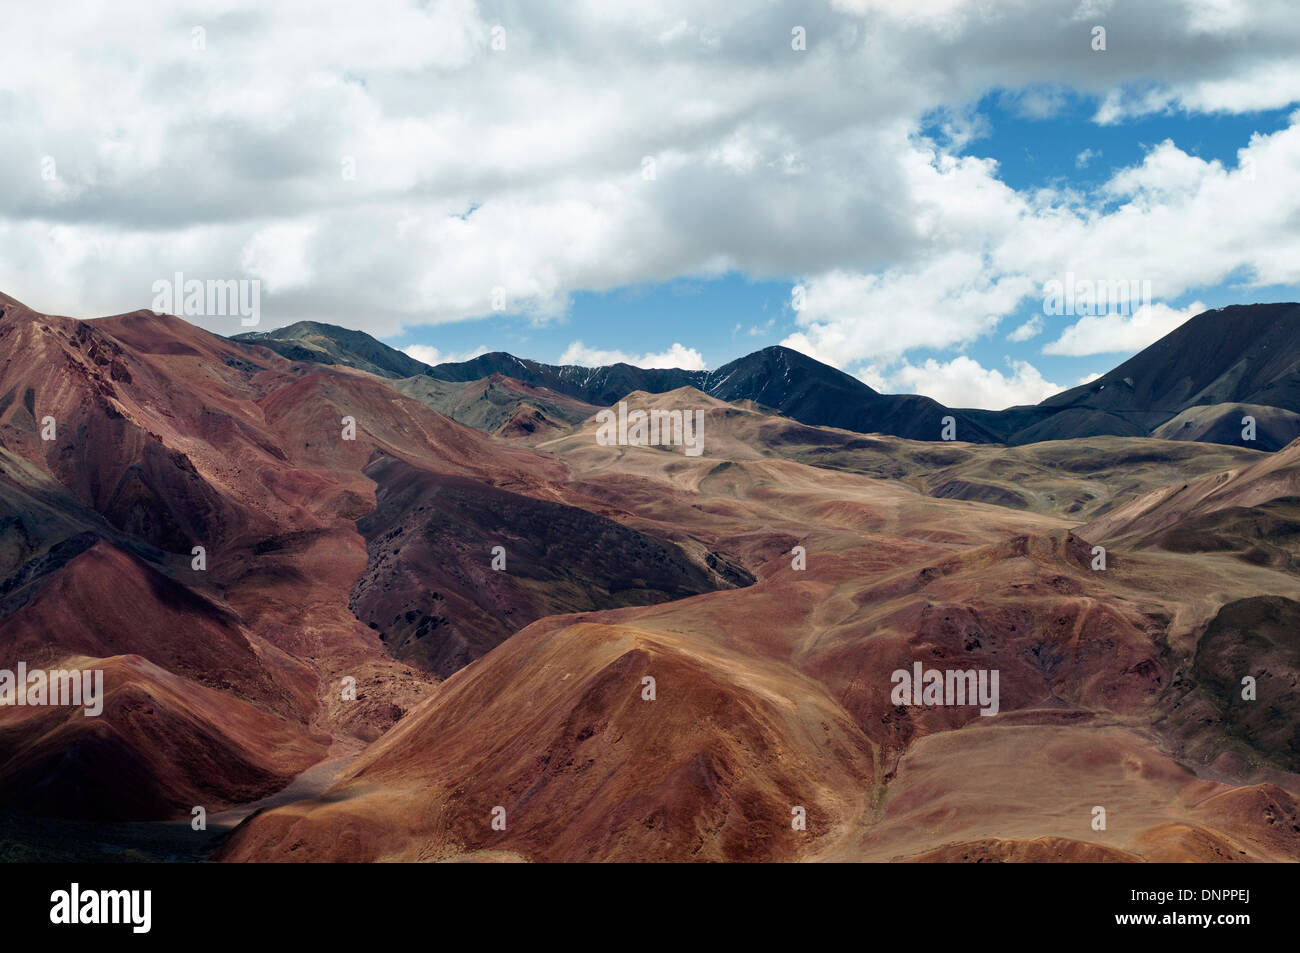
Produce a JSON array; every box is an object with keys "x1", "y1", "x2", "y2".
[{"x1": 231, "y1": 321, "x2": 431, "y2": 379}]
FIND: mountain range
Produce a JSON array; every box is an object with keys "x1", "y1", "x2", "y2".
[
  {"x1": 234, "y1": 302, "x2": 1300, "y2": 451},
  {"x1": 3, "y1": 289, "x2": 1300, "y2": 863}
]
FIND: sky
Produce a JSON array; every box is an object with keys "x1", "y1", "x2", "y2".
[{"x1": 3, "y1": 0, "x2": 1300, "y2": 408}]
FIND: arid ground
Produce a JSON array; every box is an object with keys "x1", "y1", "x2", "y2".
[{"x1": 2, "y1": 294, "x2": 1298, "y2": 862}]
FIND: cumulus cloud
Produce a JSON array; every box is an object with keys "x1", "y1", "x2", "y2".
[
  {"x1": 867, "y1": 356, "x2": 1065, "y2": 409},
  {"x1": 1044, "y1": 300, "x2": 1207, "y2": 356},
  {"x1": 559, "y1": 340, "x2": 707, "y2": 370},
  {"x1": 0, "y1": 0, "x2": 1297, "y2": 355},
  {"x1": 782, "y1": 250, "x2": 1037, "y2": 368},
  {"x1": 1007, "y1": 315, "x2": 1042, "y2": 342},
  {"x1": 784, "y1": 119, "x2": 1300, "y2": 369}
]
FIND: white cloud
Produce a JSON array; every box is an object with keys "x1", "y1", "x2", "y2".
[
  {"x1": 854, "y1": 363, "x2": 892, "y2": 393},
  {"x1": 1075, "y1": 148, "x2": 1101, "y2": 169},
  {"x1": 1095, "y1": 62, "x2": 1300, "y2": 123},
  {"x1": 786, "y1": 117, "x2": 1300, "y2": 367},
  {"x1": 1007, "y1": 315, "x2": 1042, "y2": 342},
  {"x1": 559, "y1": 340, "x2": 707, "y2": 370},
  {"x1": 1007, "y1": 86, "x2": 1069, "y2": 120},
  {"x1": 1077, "y1": 371, "x2": 1103, "y2": 385},
  {"x1": 864, "y1": 356, "x2": 1064, "y2": 409},
  {"x1": 783, "y1": 250, "x2": 1037, "y2": 368},
  {"x1": 1044, "y1": 300, "x2": 1206, "y2": 356},
  {"x1": 240, "y1": 223, "x2": 316, "y2": 293},
  {"x1": 933, "y1": 107, "x2": 991, "y2": 151},
  {"x1": 887, "y1": 356, "x2": 1066, "y2": 409},
  {"x1": 400, "y1": 343, "x2": 489, "y2": 366}
]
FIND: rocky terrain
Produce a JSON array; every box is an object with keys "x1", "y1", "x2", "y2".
[{"x1": 2, "y1": 291, "x2": 1298, "y2": 862}]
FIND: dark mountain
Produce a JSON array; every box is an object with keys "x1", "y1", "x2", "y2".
[
  {"x1": 703, "y1": 346, "x2": 1000, "y2": 442},
  {"x1": 230, "y1": 302, "x2": 1300, "y2": 449},
  {"x1": 232, "y1": 320, "x2": 432, "y2": 379},
  {"x1": 1150, "y1": 402, "x2": 1300, "y2": 452},
  {"x1": 233, "y1": 324, "x2": 999, "y2": 443},
  {"x1": 965, "y1": 302, "x2": 1300, "y2": 446},
  {"x1": 430, "y1": 346, "x2": 998, "y2": 442},
  {"x1": 1044, "y1": 303, "x2": 1300, "y2": 418},
  {"x1": 425, "y1": 350, "x2": 703, "y2": 402}
]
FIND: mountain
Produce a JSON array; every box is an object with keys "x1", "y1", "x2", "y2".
[
  {"x1": 231, "y1": 325, "x2": 997, "y2": 443},
  {"x1": 6, "y1": 289, "x2": 1300, "y2": 862},
  {"x1": 536, "y1": 388, "x2": 1263, "y2": 521},
  {"x1": 427, "y1": 349, "x2": 702, "y2": 400},
  {"x1": 348, "y1": 452, "x2": 748, "y2": 677},
  {"x1": 231, "y1": 303, "x2": 1300, "y2": 452},
  {"x1": 965, "y1": 302, "x2": 1300, "y2": 446},
  {"x1": 1045, "y1": 303, "x2": 1300, "y2": 418},
  {"x1": 431, "y1": 346, "x2": 1000, "y2": 442},
  {"x1": 220, "y1": 381, "x2": 1300, "y2": 862},
  {"x1": 1151, "y1": 402, "x2": 1300, "y2": 451},
  {"x1": 0, "y1": 296, "x2": 421, "y2": 818},
  {"x1": 705, "y1": 346, "x2": 1002, "y2": 441},
  {"x1": 233, "y1": 326, "x2": 606, "y2": 442},
  {"x1": 391, "y1": 373, "x2": 601, "y2": 443},
  {"x1": 1080, "y1": 434, "x2": 1300, "y2": 559},
  {"x1": 232, "y1": 320, "x2": 433, "y2": 379},
  {"x1": 0, "y1": 294, "x2": 745, "y2": 825}
]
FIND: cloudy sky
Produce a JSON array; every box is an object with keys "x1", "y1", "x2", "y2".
[{"x1": 3, "y1": 0, "x2": 1300, "y2": 408}]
